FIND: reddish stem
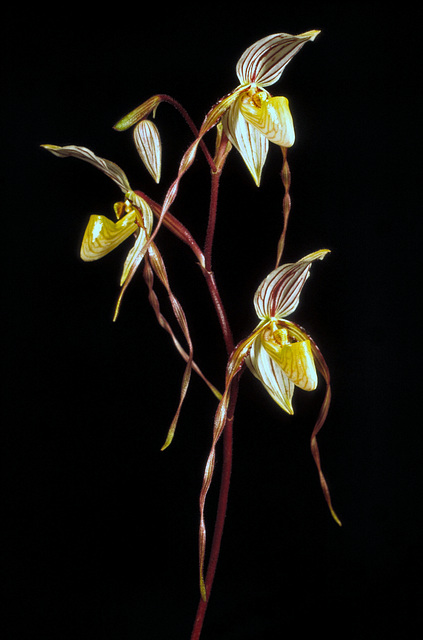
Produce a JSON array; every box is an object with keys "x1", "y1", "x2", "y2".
[
  {"x1": 190, "y1": 380, "x2": 238, "y2": 640},
  {"x1": 190, "y1": 138, "x2": 235, "y2": 639},
  {"x1": 159, "y1": 94, "x2": 216, "y2": 172}
]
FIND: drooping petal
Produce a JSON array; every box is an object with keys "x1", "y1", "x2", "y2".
[
  {"x1": 254, "y1": 249, "x2": 330, "y2": 320},
  {"x1": 240, "y1": 93, "x2": 295, "y2": 147},
  {"x1": 126, "y1": 190, "x2": 154, "y2": 234},
  {"x1": 261, "y1": 329, "x2": 318, "y2": 391},
  {"x1": 236, "y1": 30, "x2": 320, "y2": 87},
  {"x1": 80, "y1": 211, "x2": 138, "y2": 261},
  {"x1": 283, "y1": 320, "x2": 341, "y2": 526},
  {"x1": 119, "y1": 224, "x2": 149, "y2": 287},
  {"x1": 246, "y1": 333, "x2": 295, "y2": 414},
  {"x1": 112, "y1": 194, "x2": 155, "y2": 320},
  {"x1": 133, "y1": 120, "x2": 162, "y2": 183},
  {"x1": 222, "y1": 96, "x2": 269, "y2": 186},
  {"x1": 199, "y1": 327, "x2": 262, "y2": 600},
  {"x1": 41, "y1": 144, "x2": 131, "y2": 193},
  {"x1": 142, "y1": 248, "x2": 221, "y2": 403}
]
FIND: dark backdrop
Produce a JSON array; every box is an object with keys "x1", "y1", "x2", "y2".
[{"x1": 3, "y1": 4, "x2": 422, "y2": 639}]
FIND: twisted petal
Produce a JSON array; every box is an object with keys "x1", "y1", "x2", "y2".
[
  {"x1": 284, "y1": 321, "x2": 341, "y2": 526},
  {"x1": 236, "y1": 30, "x2": 320, "y2": 87},
  {"x1": 254, "y1": 249, "x2": 330, "y2": 320},
  {"x1": 222, "y1": 96, "x2": 269, "y2": 186},
  {"x1": 133, "y1": 120, "x2": 161, "y2": 183},
  {"x1": 41, "y1": 144, "x2": 130, "y2": 193},
  {"x1": 246, "y1": 334, "x2": 294, "y2": 414},
  {"x1": 240, "y1": 93, "x2": 295, "y2": 147},
  {"x1": 80, "y1": 211, "x2": 138, "y2": 261}
]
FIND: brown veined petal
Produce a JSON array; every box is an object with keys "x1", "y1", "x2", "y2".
[
  {"x1": 236, "y1": 30, "x2": 320, "y2": 87},
  {"x1": 261, "y1": 331, "x2": 318, "y2": 391},
  {"x1": 254, "y1": 249, "x2": 330, "y2": 320},
  {"x1": 245, "y1": 333, "x2": 295, "y2": 414},
  {"x1": 133, "y1": 120, "x2": 162, "y2": 183},
  {"x1": 240, "y1": 93, "x2": 295, "y2": 147},
  {"x1": 222, "y1": 96, "x2": 269, "y2": 186},
  {"x1": 125, "y1": 190, "x2": 154, "y2": 235},
  {"x1": 80, "y1": 212, "x2": 138, "y2": 262},
  {"x1": 41, "y1": 144, "x2": 131, "y2": 193},
  {"x1": 120, "y1": 219, "x2": 151, "y2": 286}
]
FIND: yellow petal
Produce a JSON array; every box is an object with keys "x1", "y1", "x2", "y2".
[
  {"x1": 240, "y1": 93, "x2": 295, "y2": 147},
  {"x1": 262, "y1": 330, "x2": 318, "y2": 391},
  {"x1": 80, "y1": 212, "x2": 138, "y2": 262}
]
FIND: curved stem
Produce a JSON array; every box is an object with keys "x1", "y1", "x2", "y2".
[{"x1": 159, "y1": 94, "x2": 217, "y2": 172}]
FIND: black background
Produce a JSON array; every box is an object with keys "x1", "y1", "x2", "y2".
[{"x1": 3, "y1": 3, "x2": 422, "y2": 639}]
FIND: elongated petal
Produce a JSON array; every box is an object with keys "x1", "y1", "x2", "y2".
[
  {"x1": 133, "y1": 120, "x2": 161, "y2": 183},
  {"x1": 199, "y1": 328, "x2": 262, "y2": 600},
  {"x1": 41, "y1": 144, "x2": 130, "y2": 193},
  {"x1": 142, "y1": 249, "x2": 221, "y2": 403},
  {"x1": 80, "y1": 212, "x2": 138, "y2": 261},
  {"x1": 126, "y1": 190, "x2": 154, "y2": 234},
  {"x1": 236, "y1": 31, "x2": 320, "y2": 87},
  {"x1": 246, "y1": 334, "x2": 294, "y2": 414},
  {"x1": 222, "y1": 97, "x2": 268, "y2": 186},
  {"x1": 284, "y1": 320, "x2": 341, "y2": 526},
  {"x1": 261, "y1": 332, "x2": 318, "y2": 391},
  {"x1": 119, "y1": 195, "x2": 155, "y2": 286},
  {"x1": 254, "y1": 249, "x2": 330, "y2": 320},
  {"x1": 240, "y1": 94, "x2": 295, "y2": 147}
]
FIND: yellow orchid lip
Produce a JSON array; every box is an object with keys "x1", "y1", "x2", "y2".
[{"x1": 260, "y1": 322, "x2": 318, "y2": 392}]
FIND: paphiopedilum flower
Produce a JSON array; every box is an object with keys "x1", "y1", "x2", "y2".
[
  {"x1": 221, "y1": 30, "x2": 320, "y2": 185},
  {"x1": 114, "y1": 30, "x2": 320, "y2": 203},
  {"x1": 42, "y1": 143, "x2": 221, "y2": 446},
  {"x1": 42, "y1": 144, "x2": 154, "y2": 317},
  {"x1": 198, "y1": 249, "x2": 340, "y2": 599}
]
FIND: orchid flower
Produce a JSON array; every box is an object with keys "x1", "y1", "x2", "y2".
[
  {"x1": 113, "y1": 29, "x2": 320, "y2": 240},
  {"x1": 42, "y1": 144, "x2": 154, "y2": 318},
  {"x1": 221, "y1": 30, "x2": 320, "y2": 185},
  {"x1": 198, "y1": 249, "x2": 340, "y2": 600},
  {"x1": 42, "y1": 143, "x2": 221, "y2": 447}
]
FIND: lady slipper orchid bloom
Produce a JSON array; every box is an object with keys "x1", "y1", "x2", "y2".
[
  {"x1": 245, "y1": 249, "x2": 328, "y2": 413},
  {"x1": 114, "y1": 31, "x2": 319, "y2": 191},
  {"x1": 42, "y1": 144, "x2": 153, "y2": 318},
  {"x1": 42, "y1": 143, "x2": 222, "y2": 445},
  {"x1": 222, "y1": 30, "x2": 320, "y2": 185},
  {"x1": 198, "y1": 249, "x2": 340, "y2": 599}
]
